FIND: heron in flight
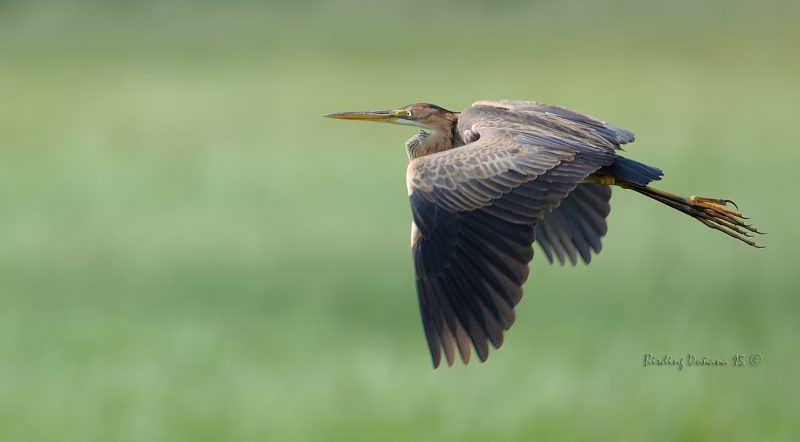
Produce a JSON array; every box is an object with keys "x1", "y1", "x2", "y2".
[{"x1": 324, "y1": 100, "x2": 761, "y2": 368}]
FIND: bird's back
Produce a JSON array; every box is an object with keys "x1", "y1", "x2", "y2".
[{"x1": 456, "y1": 100, "x2": 635, "y2": 153}]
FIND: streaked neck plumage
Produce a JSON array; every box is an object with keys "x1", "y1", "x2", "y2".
[{"x1": 404, "y1": 120, "x2": 459, "y2": 160}]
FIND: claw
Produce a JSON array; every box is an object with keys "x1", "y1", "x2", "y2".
[{"x1": 722, "y1": 199, "x2": 739, "y2": 210}]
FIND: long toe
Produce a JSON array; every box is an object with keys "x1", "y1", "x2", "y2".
[{"x1": 690, "y1": 195, "x2": 743, "y2": 217}]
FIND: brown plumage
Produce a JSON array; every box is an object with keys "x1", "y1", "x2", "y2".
[{"x1": 324, "y1": 100, "x2": 762, "y2": 368}]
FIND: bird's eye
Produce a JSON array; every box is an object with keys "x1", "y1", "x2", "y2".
[{"x1": 405, "y1": 110, "x2": 413, "y2": 118}]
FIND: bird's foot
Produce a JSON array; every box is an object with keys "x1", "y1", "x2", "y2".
[{"x1": 688, "y1": 195, "x2": 764, "y2": 248}]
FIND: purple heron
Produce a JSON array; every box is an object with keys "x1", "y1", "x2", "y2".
[{"x1": 324, "y1": 100, "x2": 762, "y2": 368}]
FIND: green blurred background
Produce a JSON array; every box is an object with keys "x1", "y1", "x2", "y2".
[{"x1": 1, "y1": 0, "x2": 798, "y2": 440}]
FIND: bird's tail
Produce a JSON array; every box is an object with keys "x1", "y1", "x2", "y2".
[{"x1": 624, "y1": 184, "x2": 763, "y2": 248}]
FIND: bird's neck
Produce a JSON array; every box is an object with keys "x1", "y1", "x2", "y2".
[{"x1": 406, "y1": 125, "x2": 455, "y2": 160}]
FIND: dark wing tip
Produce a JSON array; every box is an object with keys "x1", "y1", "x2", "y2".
[{"x1": 412, "y1": 193, "x2": 535, "y2": 368}]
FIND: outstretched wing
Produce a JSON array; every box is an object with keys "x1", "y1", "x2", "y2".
[{"x1": 408, "y1": 105, "x2": 619, "y2": 367}]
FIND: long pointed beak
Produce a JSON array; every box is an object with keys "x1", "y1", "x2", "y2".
[{"x1": 322, "y1": 109, "x2": 399, "y2": 123}]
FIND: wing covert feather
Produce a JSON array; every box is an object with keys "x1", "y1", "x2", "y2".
[{"x1": 465, "y1": 100, "x2": 635, "y2": 150}]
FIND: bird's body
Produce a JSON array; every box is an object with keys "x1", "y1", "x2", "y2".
[{"x1": 324, "y1": 100, "x2": 761, "y2": 368}]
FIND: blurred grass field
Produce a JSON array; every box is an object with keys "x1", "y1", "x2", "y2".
[{"x1": 1, "y1": 0, "x2": 799, "y2": 440}]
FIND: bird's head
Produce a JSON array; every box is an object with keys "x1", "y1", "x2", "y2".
[{"x1": 323, "y1": 103, "x2": 458, "y2": 131}]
